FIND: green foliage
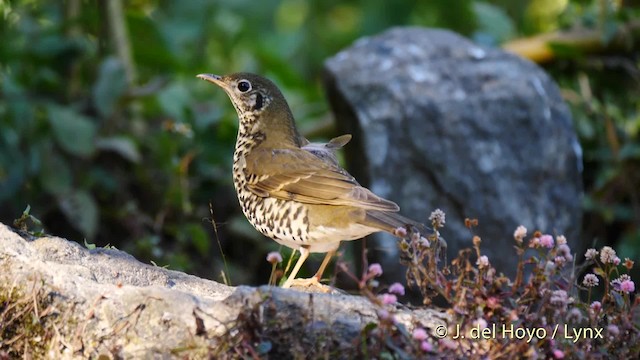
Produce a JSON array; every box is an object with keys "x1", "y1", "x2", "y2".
[{"x1": 0, "y1": 0, "x2": 638, "y2": 285}]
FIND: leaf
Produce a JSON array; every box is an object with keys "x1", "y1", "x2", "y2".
[
  {"x1": 127, "y1": 14, "x2": 179, "y2": 69},
  {"x1": 618, "y1": 143, "x2": 640, "y2": 160},
  {"x1": 602, "y1": 19, "x2": 620, "y2": 44},
  {"x1": 96, "y1": 137, "x2": 142, "y2": 163},
  {"x1": 472, "y1": 2, "x2": 515, "y2": 44},
  {"x1": 39, "y1": 151, "x2": 72, "y2": 195},
  {"x1": 93, "y1": 57, "x2": 128, "y2": 118},
  {"x1": 158, "y1": 82, "x2": 191, "y2": 121},
  {"x1": 611, "y1": 290, "x2": 625, "y2": 308},
  {"x1": 84, "y1": 239, "x2": 97, "y2": 250},
  {"x1": 47, "y1": 104, "x2": 97, "y2": 157},
  {"x1": 183, "y1": 223, "x2": 209, "y2": 255},
  {"x1": 58, "y1": 190, "x2": 99, "y2": 239},
  {"x1": 593, "y1": 267, "x2": 606, "y2": 277}
]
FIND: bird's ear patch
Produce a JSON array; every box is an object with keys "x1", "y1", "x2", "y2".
[{"x1": 253, "y1": 93, "x2": 264, "y2": 111}]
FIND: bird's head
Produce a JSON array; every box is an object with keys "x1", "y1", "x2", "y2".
[
  {"x1": 197, "y1": 73, "x2": 278, "y2": 116},
  {"x1": 198, "y1": 72, "x2": 301, "y2": 146}
]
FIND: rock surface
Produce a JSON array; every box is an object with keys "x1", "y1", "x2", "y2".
[
  {"x1": 323, "y1": 27, "x2": 583, "y2": 280},
  {"x1": 0, "y1": 223, "x2": 446, "y2": 358}
]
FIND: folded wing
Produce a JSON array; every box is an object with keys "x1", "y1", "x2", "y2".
[{"x1": 245, "y1": 147, "x2": 399, "y2": 212}]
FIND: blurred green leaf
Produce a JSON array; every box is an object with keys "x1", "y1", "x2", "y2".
[
  {"x1": 46, "y1": 104, "x2": 97, "y2": 157},
  {"x1": 618, "y1": 143, "x2": 640, "y2": 160},
  {"x1": 593, "y1": 267, "x2": 606, "y2": 277},
  {"x1": 127, "y1": 13, "x2": 179, "y2": 72},
  {"x1": 617, "y1": 230, "x2": 640, "y2": 263},
  {"x1": 602, "y1": 19, "x2": 619, "y2": 44},
  {"x1": 96, "y1": 136, "x2": 142, "y2": 163},
  {"x1": 93, "y1": 57, "x2": 128, "y2": 118},
  {"x1": 473, "y1": 2, "x2": 516, "y2": 44},
  {"x1": 185, "y1": 223, "x2": 209, "y2": 255},
  {"x1": 58, "y1": 190, "x2": 98, "y2": 239},
  {"x1": 158, "y1": 82, "x2": 191, "y2": 121},
  {"x1": 39, "y1": 151, "x2": 72, "y2": 195}
]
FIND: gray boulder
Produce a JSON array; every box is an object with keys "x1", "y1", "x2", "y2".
[
  {"x1": 323, "y1": 27, "x2": 582, "y2": 281},
  {"x1": 0, "y1": 223, "x2": 446, "y2": 358}
]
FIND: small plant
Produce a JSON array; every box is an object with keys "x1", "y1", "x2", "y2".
[
  {"x1": 358, "y1": 209, "x2": 640, "y2": 358},
  {"x1": 12, "y1": 205, "x2": 45, "y2": 237},
  {"x1": 266, "y1": 251, "x2": 284, "y2": 286},
  {"x1": 252, "y1": 208, "x2": 639, "y2": 358}
]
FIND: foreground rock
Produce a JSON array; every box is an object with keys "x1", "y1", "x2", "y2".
[
  {"x1": 0, "y1": 223, "x2": 446, "y2": 358},
  {"x1": 323, "y1": 27, "x2": 583, "y2": 280}
]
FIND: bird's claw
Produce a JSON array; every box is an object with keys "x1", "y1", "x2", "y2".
[{"x1": 286, "y1": 277, "x2": 333, "y2": 293}]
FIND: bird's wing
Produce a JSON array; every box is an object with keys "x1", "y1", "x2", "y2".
[
  {"x1": 326, "y1": 134, "x2": 352, "y2": 149},
  {"x1": 244, "y1": 147, "x2": 399, "y2": 211}
]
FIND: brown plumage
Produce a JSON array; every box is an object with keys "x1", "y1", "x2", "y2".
[{"x1": 197, "y1": 72, "x2": 429, "y2": 288}]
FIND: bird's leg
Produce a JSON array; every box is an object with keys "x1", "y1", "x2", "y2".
[
  {"x1": 283, "y1": 250, "x2": 336, "y2": 292},
  {"x1": 312, "y1": 249, "x2": 336, "y2": 282},
  {"x1": 281, "y1": 246, "x2": 310, "y2": 288}
]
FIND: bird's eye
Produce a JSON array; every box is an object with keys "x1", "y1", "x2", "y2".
[{"x1": 237, "y1": 80, "x2": 251, "y2": 93}]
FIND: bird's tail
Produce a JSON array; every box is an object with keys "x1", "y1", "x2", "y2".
[
  {"x1": 363, "y1": 210, "x2": 447, "y2": 261},
  {"x1": 363, "y1": 210, "x2": 433, "y2": 238}
]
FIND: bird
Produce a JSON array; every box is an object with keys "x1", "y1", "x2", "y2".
[{"x1": 197, "y1": 72, "x2": 431, "y2": 289}]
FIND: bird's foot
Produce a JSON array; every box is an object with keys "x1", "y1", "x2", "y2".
[{"x1": 286, "y1": 277, "x2": 333, "y2": 293}]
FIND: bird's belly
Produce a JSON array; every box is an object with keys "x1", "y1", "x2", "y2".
[
  {"x1": 307, "y1": 223, "x2": 377, "y2": 241},
  {"x1": 237, "y1": 188, "x2": 310, "y2": 244},
  {"x1": 236, "y1": 185, "x2": 380, "y2": 253}
]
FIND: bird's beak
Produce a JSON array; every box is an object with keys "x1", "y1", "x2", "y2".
[{"x1": 197, "y1": 73, "x2": 225, "y2": 88}]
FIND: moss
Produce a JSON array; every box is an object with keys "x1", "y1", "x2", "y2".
[{"x1": 0, "y1": 258, "x2": 59, "y2": 358}]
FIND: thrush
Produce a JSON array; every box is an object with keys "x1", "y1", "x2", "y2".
[{"x1": 197, "y1": 72, "x2": 430, "y2": 289}]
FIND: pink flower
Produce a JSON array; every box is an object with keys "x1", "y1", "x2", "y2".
[
  {"x1": 540, "y1": 234, "x2": 554, "y2": 248},
  {"x1": 550, "y1": 290, "x2": 570, "y2": 306},
  {"x1": 556, "y1": 244, "x2": 573, "y2": 262},
  {"x1": 412, "y1": 328, "x2": 428, "y2": 341},
  {"x1": 428, "y1": 209, "x2": 446, "y2": 226},
  {"x1": 476, "y1": 255, "x2": 489, "y2": 269},
  {"x1": 377, "y1": 309, "x2": 392, "y2": 321},
  {"x1": 513, "y1": 225, "x2": 527, "y2": 242},
  {"x1": 530, "y1": 237, "x2": 540, "y2": 247},
  {"x1": 394, "y1": 227, "x2": 408, "y2": 237},
  {"x1": 582, "y1": 274, "x2": 599, "y2": 287},
  {"x1": 612, "y1": 274, "x2": 635, "y2": 293},
  {"x1": 439, "y1": 339, "x2": 457, "y2": 350},
  {"x1": 379, "y1": 293, "x2": 397, "y2": 305},
  {"x1": 590, "y1": 301, "x2": 602, "y2": 313},
  {"x1": 420, "y1": 341, "x2": 433, "y2": 352},
  {"x1": 584, "y1": 248, "x2": 597, "y2": 260},
  {"x1": 600, "y1": 246, "x2": 617, "y2": 264},
  {"x1": 368, "y1": 263, "x2": 383, "y2": 277},
  {"x1": 486, "y1": 296, "x2": 500, "y2": 309},
  {"x1": 553, "y1": 349, "x2": 565, "y2": 359},
  {"x1": 388, "y1": 282, "x2": 405, "y2": 296},
  {"x1": 266, "y1": 251, "x2": 283, "y2": 264},
  {"x1": 620, "y1": 279, "x2": 635, "y2": 293}
]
